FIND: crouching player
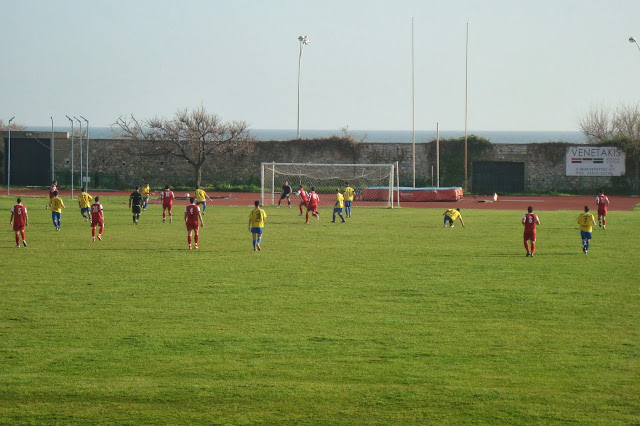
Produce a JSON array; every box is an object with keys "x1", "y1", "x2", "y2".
[
  {"x1": 10, "y1": 197, "x2": 28, "y2": 247},
  {"x1": 91, "y1": 196, "x2": 104, "y2": 241},
  {"x1": 249, "y1": 200, "x2": 267, "y2": 251},
  {"x1": 185, "y1": 197, "x2": 204, "y2": 250},
  {"x1": 443, "y1": 208, "x2": 465, "y2": 228}
]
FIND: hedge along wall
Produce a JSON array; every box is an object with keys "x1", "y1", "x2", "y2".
[{"x1": 40, "y1": 137, "x2": 638, "y2": 194}]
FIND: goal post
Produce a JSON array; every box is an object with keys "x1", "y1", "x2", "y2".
[{"x1": 261, "y1": 162, "x2": 399, "y2": 208}]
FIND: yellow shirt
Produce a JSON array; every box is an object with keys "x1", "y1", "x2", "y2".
[
  {"x1": 445, "y1": 208, "x2": 460, "y2": 220},
  {"x1": 577, "y1": 213, "x2": 595, "y2": 232},
  {"x1": 195, "y1": 188, "x2": 207, "y2": 202},
  {"x1": 335, "y1": 193, "x2": 344, "y2": 208},
  {"x1": 249, "y1": 207, "x2": 267, "y2": 228},
  {"x1": 78, "y1": 192, "x2": 93, "y2": 208},
  {"x1": 142, "y1": 186, "x2": 151, "y2": 197},
  {"x1": 49, "y1": 197, "x2": 65, "y2": 213},
  {"x1": 344, "y1": 186, "x2": 355, "y2": 201}
]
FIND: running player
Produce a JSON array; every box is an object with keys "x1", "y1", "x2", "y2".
[
  {"x1": 90, "y1": 196, "x2": 104, "y2": 241},
  {"x1": 577, "y1": 205, "x2": 597, "y2": 254},
  {"x1": 596, "y1": 189, "x2": 610, "y2": 230},
  {"x1": 332, "y1": 188, "x2": 346, "y2": 223},
  {"x1": 248, "y1": 200, "x2": 267, "y2": 251},
  {"x1": 343, "y1": 182, "x2": 355, "y2": 217},
  {"x1": 277, "y1": 181, "x2": 292, "y2": 208},
  {"x1": 305, "y1": 187, "x2": 320, "y2": 224},
  {"x1": 46, "y1": 180, "x2": 57, "y2": 209},
  {"x1": 194, "y1": 185, "x2": 212, "y2": 215},
  {"x1": 522, "y1": 206, "x2": 540, "y2": 257},
  {"x1": 129, "y1": 186, "x2": 143, "y2": 225},
  {"x1": 49, "y1": 190, "x2": 65, "y2": 231},
  {"x1": 185, "y1": 197, "x2": 204, "y2": 250},
  {"x1": 161, "y1": 185, "x2": 175, "y2": 223},
  {"x1": 77, "y1": 187, "x2": 93, "y2": 222},
  {"x1": 295, "y1": 185, "x2": 309, "y2": 216},
  {"x1": 142, "y1": 183, "x2": 151, "y2": 211},
  {"x1": 9, "y1": 197, "x2": 28, "y2": 247},
  {"x1": 443, "y1": 208, "x2": 466, "y2": 228}
]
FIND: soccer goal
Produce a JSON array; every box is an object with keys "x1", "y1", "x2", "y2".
[{"x1": 261, "y1": 162, "x2": 399, "y2": 207}]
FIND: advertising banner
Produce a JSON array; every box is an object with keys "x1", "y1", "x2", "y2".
[{"x1": 566, "y1": 146, "x2": 625, "y2": 176}]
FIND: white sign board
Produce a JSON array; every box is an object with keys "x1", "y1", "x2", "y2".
[{"x1": 566, "y1": 146, "x2": 625, "y2": 176}]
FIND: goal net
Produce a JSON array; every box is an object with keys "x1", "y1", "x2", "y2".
[{"x1": 261, "y1": 162, "x2": 398, "y2": 207}]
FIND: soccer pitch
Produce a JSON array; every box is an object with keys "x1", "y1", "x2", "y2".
[{"x1": 1, "y1": 196, "x2": 638, "y2": 424}]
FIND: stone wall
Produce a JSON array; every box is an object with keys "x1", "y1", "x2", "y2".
[{"x1": 1, "y1": 134, "x2": 634, "y2": 193}]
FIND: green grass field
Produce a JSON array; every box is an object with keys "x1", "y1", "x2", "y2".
[{"x1": 0, "y1": 195, "x2": 638, "y2": 424}]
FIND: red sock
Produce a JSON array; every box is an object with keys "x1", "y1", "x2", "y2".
[
  {"x1": 92, "y1": 228, "x2": 96, "y2": 237},
  {"x1": 100, "y1": 225, "x2": 104, "y2": 235},
  {"x1": 194, "y1": 234, "x2": 199, "y2": 244},
  {"x1": 530, "y1": 242, "x2": 536, "y2": 254},
  {"x1": 20, "y1": 231, "x2": 25, "y2": 241},
  {"x1": 306, "y1": 212, "x2": 309, "y2": 222},
  {"x1": 188, "y1": 235, "x2": 192, "y2": 245},
  {"x1": 163, "y1": 212, "x2": 166, "y2": 219},
  {"x1": 169, "y1": 213, "x2": 172, "y2": 218},
  {"x1": 15, "y1": 234, "x2": 19, "y2": 245},
  {"x1": 299, "y1": 205, "x2": 303, "y2": 213},
  {"x1": 524, "y1": 241, "x2": 529, "y2": 252},
  {"x1": 603, "y1": 218, "x2": 606, "y2": 226}
]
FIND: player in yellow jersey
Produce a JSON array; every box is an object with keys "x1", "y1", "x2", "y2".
[
  {"x1": 48, "y1": 190, "x2": 66, "y2": 231},
  {"x1": 577, "y1": 205, "x2": 597, "y2": 254},
  {"x1": 194, "y1": 185, "x2": 213, "y2": 215},
  {"x1": 248, "y1": 200, "x2": 267, "y2": 251},
  {"x1": 142, "y1": 183, "x2": 151, "y2": 211},
  {"x1": 343, "y1": 182, "x2": 355, "y2": 217},
  {"x1": 332, "y1": 188, "x2": 346, "y2": 223},
  {"x1": 77, "y1": 187, "x2": 93, "y2": 222},
  {"x1": 443, "y1": 208, "x2": 466, "y2": 228}
]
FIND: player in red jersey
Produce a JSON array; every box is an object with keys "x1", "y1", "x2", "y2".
[
  {"x1": 522, "y1": 206, "x2": 540, "y2": 257},
  {"x1": 305, "y1": 187, "x2": 320, "y2": 224},
  {"x1": 46, "y1": 180, "x2": 57, "y2": 209},
  {"x1": 9, "y1": 197, "x2": 29, "y2": 248},
  {"x1": 161, "y1": 184, "x2": 175, "y2": 223},
  {"x1": 596, "y1": 189, "x2": 609, "y2": 230},
  {"x1": 184, "y1": 197, "x2": 204, "y2": 249},
  {"x1": 295, "y1": 185, "x2": 309, "y2": 216},
  {"x1": 90, "y1": 196, "x2": 104, "y2": 241}
]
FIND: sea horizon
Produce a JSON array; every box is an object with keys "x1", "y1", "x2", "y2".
[{"x1": 29, "y1": 126, "x2": 587, "y2": 144}]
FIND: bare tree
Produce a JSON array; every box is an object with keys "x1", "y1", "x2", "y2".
[
  {"x1": 0, "y1": 119, "x2": 27, "y2": 131},
  {"x1": 114, "y1": 106, "x2": 254, "y2": 186},
  {"x1": 578, "y1": 104, "x2": 615, "y2": 143}
]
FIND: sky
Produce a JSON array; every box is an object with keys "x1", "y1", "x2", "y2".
[{"x1": 2, "y1": 0, "x2": 640, "y2": 131}]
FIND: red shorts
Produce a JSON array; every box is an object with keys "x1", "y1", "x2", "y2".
[
  {"x1": 598, "y1": 208, "x2": 607, "y2": 216},
  {"x1": 163, "y1": 202, "x2": 173, "y2": 210},
  {"x1": 13, "y1": 224, "x2": 25, "y2": 232},
  {"x1": 307, "y1": 204, "x2": 318, "y2": 213},
  {"x1": 523, "y1": 229, "x2": 536, "y2": 242},
  {"x1": 92, "y1": 221, "x2": 104, "y2": 228},
  {"x1": 186, "y1": 222, "x2": 199, "y2": 232}
]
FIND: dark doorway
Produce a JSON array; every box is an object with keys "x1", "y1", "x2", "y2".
[
  {"x1": 472, "y1": 161, "x2": 525, "y2": 194},
  {"x1": 4, "y1": 137, "x2": 50, "y2": 186}
]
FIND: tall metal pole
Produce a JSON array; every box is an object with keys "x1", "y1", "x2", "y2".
[
  {"x1": 50, "y1": 117, "x2": 55, "y2": 182},
  {"x1": 7, "y1": 117, "x2": 14, "y2": 195},
  {"x1": 629, "y1": 37, "x2": 640, "y2": 53},
  {"x1": 297, "y1": 35, "x2": 309, "y2": 140},
  {"x1": 81, "y1": 116, "x2": 89, "y2": 190},
  {"x1": 436, "y1": 122, "x2": 440, "y2": 188},
  {"x1": 66, "y1": 115, "x2": 75, "y2": 198},
  {"x1": 464, "y1": 23, "x2": 469, "y2": 193},
  {"x1": 75, "y1": 117, "x2": 82, "y2": 189},
  {"x1": 412, "y1": 17, "x2": 416, "y2": 188}
]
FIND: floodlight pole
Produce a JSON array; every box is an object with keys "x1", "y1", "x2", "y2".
[
  {"x1": 75, "y1": 117, "x2": 82, "y2": 190},
  {"x1": 629, "y1": 36, "x2": 640, "y2": 53},
  {"x1": 436, "y1": 122, "x2": 440, "y2": 187},
  {"x1": 81, "y1": 116, "x2": 89, "y2": 190},
  {"x1": 463, "y1": 23, "x2": 469, "y2": 193},
  {"x1": 411, "y1": 17, "x2": 416, "y2": 188},
  {"x1": 7, "y1": 116, "x2": 14, "y2": 195},
  {"x1": 297, "y1": 35, "x2": 310, "y2": 140},
  {"x1": 66, "y1": 115, "x2": 75, "y2": 198},
  {"x1": 51, "y1": 117, "x2": 55, "y2": 182}
]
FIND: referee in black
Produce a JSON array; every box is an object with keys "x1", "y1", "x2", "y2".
[
  {"x1": 277, "y1": 181, "x2": 292, "y2": 208},
  {"x1": 129, "y1": 186, "x2": 144, "y2": 224}
]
